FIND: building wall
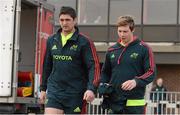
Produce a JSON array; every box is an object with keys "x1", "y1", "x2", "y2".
[
  {"x1": 47, "y1": 0, "x2": 180, "y2": 92},
  {"x1": 49, "y1": 0, "x2": 180, "y2": 42}
]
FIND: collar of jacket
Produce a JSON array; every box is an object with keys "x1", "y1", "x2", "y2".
[
  {"x1": 117, "y1": 36, "x2": 140, "y2": 47},
  {"x1": 54, "y1": 26, "x2": 79, "y2": 42},
  {"x1": 108, "y1": 37, "x2": 141, "y2": 52}
]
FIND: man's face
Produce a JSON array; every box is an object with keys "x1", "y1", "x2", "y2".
[
  {"x1": 117, "y1": 25, "x2": 134, "y2": 44},
  {"x1": 157, "y1": 79, "x2": 163, "y2": 87},
  {"x1": 59, "y1": 14, "x2": 76, "y2": 33}
]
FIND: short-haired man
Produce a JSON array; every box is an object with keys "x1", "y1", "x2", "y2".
[
  {"x1": 100, "y1": 15, "x2": 156, "y2": 114},
  {"x1": 40, "y1": 6, "x2": 100, "y2": 114}
]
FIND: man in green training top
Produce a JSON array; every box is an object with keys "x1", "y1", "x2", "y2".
[
  {"x1": 100, "y1": 15, "x2": 156, "y2": 114},
  {"x1": 39, "y1": 6, "x2": 100, "y2": 114}
]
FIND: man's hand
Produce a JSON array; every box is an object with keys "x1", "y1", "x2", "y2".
[
  {"x1": 83, "y1": 90, "x2": 95, "y2": 102},
  {"x1": 39, "y1": 91, "x2": 46, "y2": 104},
  {"x1": 121, "y1": 80, "x2": 137, "y2": 91}
]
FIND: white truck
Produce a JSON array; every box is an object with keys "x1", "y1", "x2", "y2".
[{"x1": 0, "y1": 0, "x2": 54, "y2": 113}]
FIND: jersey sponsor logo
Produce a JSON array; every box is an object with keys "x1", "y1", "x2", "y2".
[
  {"x1": 70, "y1": 44, "x2": 78, "y2": 51},
  {"x1": 51, "y1": 45, "x2": 57, "y2": 50},
  {"x1": 73, "y1": 107, "x2": 81, "y2": 112},
  {"x1": 130, "y1": 52, "x2": 139, "y2": 59},
  {"x1": 53, "y1": 55, "x2": 72, "y2": 61}
]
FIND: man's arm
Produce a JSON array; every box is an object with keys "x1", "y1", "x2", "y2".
[
  {"x1": 134, "y1": 44, "x2": 156, "y2": 87},
  {"x1": 82, "y1": 39, "x2": 100, "y2": 93},
  {"x1": 40, "y1": 38, "x2": 53, "y2": 92},
  {"x1": 100, "y1": 52, "x2": 112, "y2": 83},
  {"x1": 97, "y1": 51, "x2": 114, "y2": 95},
  {"x1": 82, "y1": 38, "x2": 100, "y2": 102}
]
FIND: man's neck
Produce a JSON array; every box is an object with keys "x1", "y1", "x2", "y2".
[
  {"x1": 120, "y1": 41, "x2": 126, "y2": 46},
  {"x1": 120, "y1": 36, "x2": 134, "y2": 46},
  {"x1": 62, "y1": 28, "x2": 75, "y2": 36}
]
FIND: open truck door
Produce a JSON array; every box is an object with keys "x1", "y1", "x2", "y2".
[
  {"x1": 0, "y1": 0, "x2": 54, "y2": 113},
  {"x1": 34, "y1": 3, "x2": 54, "y2": 99},
  {"x1": 0, "y1": 0, "x2": 16, "y2": 97}
]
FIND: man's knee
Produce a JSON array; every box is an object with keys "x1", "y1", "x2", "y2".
[{"x1": 45, "y1": 108, "x2": 64, "y2": 114}]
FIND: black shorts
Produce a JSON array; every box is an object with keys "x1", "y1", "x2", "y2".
[{"x1": 45, "y1": 95, "x2": 84, "y2": 114}]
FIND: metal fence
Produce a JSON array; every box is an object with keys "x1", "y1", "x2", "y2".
[
  {"x1": 87, "y1": 94, "x2": 108, "y2": 114},
  {"x1": 146, "y1": 91, "x2": 180, "y2": 115},
  {"x1": 87, "y1": 92, "x2": 180, "y2": 115}
]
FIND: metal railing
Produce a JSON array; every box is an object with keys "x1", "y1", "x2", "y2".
[
  {"x1": 87, "y1": 92, "x2": 180, "y2": 115},
  {"x1": 146, "y1": 91, "x2": 180, "y2": 115},
  {"x1": 87, "y1": 94, "x2": 108, "y2": 114}
]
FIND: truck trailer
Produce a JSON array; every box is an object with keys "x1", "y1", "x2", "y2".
[{"x1": 0, "y1": 0, "x2": 54, "y2": 113}]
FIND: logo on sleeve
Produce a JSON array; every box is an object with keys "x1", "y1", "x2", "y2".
[
  {"x1": 130, "y1": 52, "x2": 139, "y2": 59},
  {"x1": 51, "y1": 45, "x2": 57, "y2": 50},
  {"x1": 110, "y1": 54, "x2": 115, "y2": 59}
]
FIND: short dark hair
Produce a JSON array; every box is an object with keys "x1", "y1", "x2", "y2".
[
  {"x1": 59, "y1": 6, "x2": 77, "y2": 19},
  {"x1": 117, "y1": 15, "x2": 135, "y2": 31}
]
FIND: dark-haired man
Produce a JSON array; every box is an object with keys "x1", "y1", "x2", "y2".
[{"x1": 40, "y1": 6, "x2": 100, "y2": 114}]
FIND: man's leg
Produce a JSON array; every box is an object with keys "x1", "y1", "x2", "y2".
[
  {"x1": 125, "y1": 106, "x2": 145, "y2": 114},
  {"x1": 45, "y1": 98, "x2": 64, "y2": 114},
  {"x1": 45, "y1": 108, "x2": 64, "y2": 114},
  {"x1": 110, "y1": 98, "x2": 126, "y2": 114},
  {"x1": 63, "y1": 95, "x2": 83, "y2": 114}
]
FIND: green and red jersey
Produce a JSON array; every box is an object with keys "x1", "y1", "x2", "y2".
[
  {"x1": 40, "y1": 27, "x2": 100, "y2": 96},
  {"x1": 101, "y1": 38, "x2": 156, "y2": 99}
]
